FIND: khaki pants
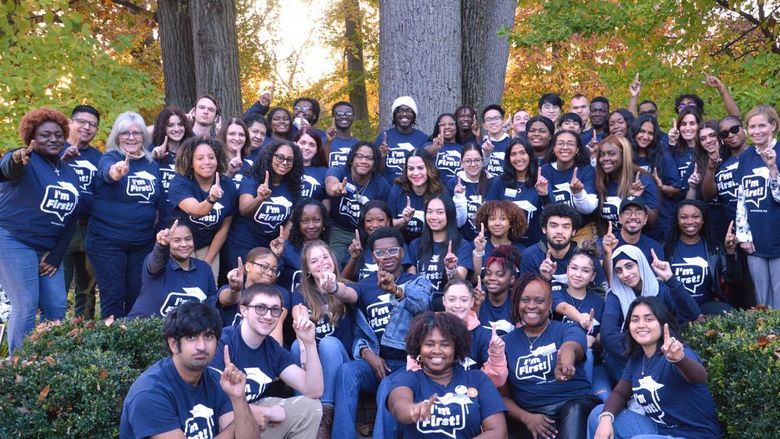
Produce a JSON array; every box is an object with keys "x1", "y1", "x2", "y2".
[
  {"x1": 254, "y1": 395, "x2": 322, "y2": 438},
  {"x1": 194, "y1": 246, "x2": 219, "y2": 281}
]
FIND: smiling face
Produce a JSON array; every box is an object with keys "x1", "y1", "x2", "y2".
[
  {"x1": 118, "y1": 122, "x2": 144, "y2": 155},
  {"x1": 245, "y1": 253, "x2": 279, "y2": 285},
  {"x1": 165, "y1": 114, "x2": 186, "y2": 143},
  {"x1": 351, "y1": 145, "x2": 375, "y2": 177},
  {"x1": 512, "y1": 110, "x2": 531, "y2": 133},
  {"x1": 364, "y1": 207, "x2": 390, "y2": 235},
  {"x1": 483, "y1": 109, "x2": 504, "y2": 136},
  {"x1": 540, "y1": 103, "x2": 561, "y2": 122},
  {"x1": 461, "y1": 149, "x2": 483, "y2": 180},
  {"x1": 271, "y1": 144, "x2": 294, "y2": 177},
  {"x1": 305, "y1": 244, "x2": 336, "y2": 279},
  {"x1": 543, "y1": 215, "x2": 574, "y2": 251},
  {"x1": 509, "y1": 143, "x2": 531, "y2": 174},
  {"x1": 553, "y1": 132, "x2": 578, "y2": 164},
  {"x1": 598, "y1": 142, "x2": 623, "y2": 174},
  {"x1": 518, "y1": 279, "x2": 551, "y2": 328},
  {"x1": 437, "y1": 115, "x2": 457, "y2": 141},
  {"x1": 527, "y1": 121, "x2": 551, "y2": 151},
  {"x1": 677, "y1": 204, "x2": 703, "y2": 239},
  {"x1": 608, "y1": 112, "x2": 628, "y2": 137},
  {"x1": 487, "y1": 208, "x2": 509, "y2": 239},
  {"x1": 32, "y1": 121, "x2": 66, "y2": 156},
  {"x1": 457, "y1": 107, "x2": 475, "y2": 131},
  {"x1": 560, "y1": 119, "x2": 581, "y2": 134},
  {"x1": 628, "y1": 303, "x2": 661, "y2": 348},
  {"x1": 747, "y1": 113, "x2": 777, "y2": 148},
  {"x1": 300, "y1": 204, "x2": 325, "y2": 241},
  {"x1": 248, "y1": 121, "x2": 267, "y2": 148},
  {"x1": 240, "y1": 293, "x2": 283, "y2": 337},
  {"x1": 620, "y1": 206, "x2": 647, "y2": 235},
  {"x1": 615, "y1": 258, "x2": 641, "y2": 289},
  {"x1": 425, "y1": 198, "x2": 447, "y2": 232},
  {"x1": 679, "y1": 114, "x2": 699, "y2": 143},
  {"x1": 406, "y1": 156, "x2": 428, "y2": 188},
  {"x1": 484, "y1": 260, "x2": 512, "y2": 295},
  {"x1": 270, "y1": 110, "x2": 291, "y2": 135},
  {"x1": 169, "y1": 225, "x2": 195, "y2": 261},
  {"x1": 419, "y1": 327, "x2": 455, "y2": 375},
  {"x1": 635, "y1": 121, "x2": 655, "y2": 150},
  {"x1": 333, "y1": 104, "x2": 354, "y2": 129},
  {"x1": 567, "y1": 254, "x2": 595, "y2": 290},
  {"x1": 699, "y1": 127, "x2": 719, "y2": 154},
  {"x1": 394, "y1": 106, "x2": 415, "y2": 130},
  {"x1": 192, "y1": 143, "x2": 218, "y2": 180},
  {"x1": 225, "y1": 123, "x2": 246, "y2": 156},
  {"x1": 70, "y1": 112, "x2": 99, "y2": 145},
  {"x1": 296, "y1": 133, "x2": 318, "y2": 164},
  {"x1": 719, "y1": 119, "x2": 745, "y2": 150},
  {"x1": 443, "y1": 284, "x2": 474, "y2": 321}
]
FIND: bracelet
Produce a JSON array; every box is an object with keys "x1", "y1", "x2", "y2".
[
  {"x1": 328, "y1": 282, "x2": 339, "y2": 295},
  {"x1": 472, "y1": 249, "x2": 485, "y2": 258},
  {"x1": 446, "y1": 268, "x2": 457, "y2": 278},
  {"x1": 598, "y1": 412, "x2": 615, "y2": 423},
  {"x1": 206, "y1": 198, "x2": 216, "y2": 204},
  {"x1": 668, "y1": 353, "x2": 685, "y2": 363}
]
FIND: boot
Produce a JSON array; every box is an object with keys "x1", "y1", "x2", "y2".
[{"x1": 316, "y1": 404, "x2": 333, "y2": 439}]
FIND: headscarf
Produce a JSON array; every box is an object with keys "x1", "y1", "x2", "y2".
[{"x1": 609, "y1": 245, "x2": 659, "y2": 323}]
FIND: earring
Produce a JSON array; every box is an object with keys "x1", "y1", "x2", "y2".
[{"x1": 416, "y1": 355, "x2": 422, "y2": 364}]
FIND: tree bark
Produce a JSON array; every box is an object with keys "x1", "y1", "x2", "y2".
[
  {"x1": 378, "y1": 0, "x2": 462, "y2": 133},
  {"x1": 344, "y1": 0, "x2": 369, "y2": 123},
  {"x1": 189, "y1": 0, "x2": 243, "y2": 119},
  {"x1": 157, "y1": 0, "x2": 196, "y2": 110},
  {"x1": 461, "y1": 0, "x2": 517, "y2": 114}
]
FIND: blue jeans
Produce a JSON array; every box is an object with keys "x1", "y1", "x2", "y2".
[
  {"x1": 373, "y1": 368, "x2": 405, "y2": 439},
  {"x1": 291, "y1": 336, "x2": 350, "y2": 406},
  {"x1": 332, "y1": 357, "x2": 405, "y2": 439},
  {"x1": 583, "y1": 349, "x2": 613, "y2": 402},
  {"x1": 85, "y1": 231, "x2": 152, "y2": 319},
  {"x1": 0, "y1": 226, "x2": 67, "y2": 353},
  {"x1": 587, "y1": 404, "x2": 684, "y2": 439}
]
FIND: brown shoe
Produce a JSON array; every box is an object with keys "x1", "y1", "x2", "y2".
[{"x1": 317, "y1": 405, "x2": 334, "y2": 439}]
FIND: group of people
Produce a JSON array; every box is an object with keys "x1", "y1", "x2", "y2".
[{"x1": 1, "y1": 76, "x2": 778, "y2": 438}]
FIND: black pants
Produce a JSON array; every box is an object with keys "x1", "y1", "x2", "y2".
[{"x1": 508, "y1": 395, "x2": 601, "y2": 439}]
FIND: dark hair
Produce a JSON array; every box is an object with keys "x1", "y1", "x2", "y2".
[
  {"x1": 624, "y1": 296, "x2": 681, "y2": 358},
  {"x1": 331, "y1": 101, "x2": 354, "y2": 114},
  {"x1": 70, "y1": 104, "x2": 100, "y2": 122},
  {"x1": 628, "y1": 114, "x2": 662, "y2": 173},
  {"x1": 240, "y1": 283, "x2": 285, "y2": 307},
  {"x1": 346, "y1": 141, "x2": 383, "y2": 175},
  {"x1": 664, "y1": 199, "x2": 716, "y2": 258},
  {"x1": 474, "y1": 200, "x2": 527, "y2": 242},
  {"x1": 175, "y1": 136, "x2": 228, "y2": 177},
  {"x1": 671, "y1": 107, "x2": 703, "y2": 156},
  {"x1": 419, "y1": 194, "x2": 463, "y2": 283},
  {"x1": 484, "y1": 244, "x2": 522, "y2": 275},
  {"x1": 294, "y1": 97, "x2": 321, "y2": 124},
  {"x1": 217, "y1": 118, "x2": 253, "y2": 158},
  {"x1": 163, "y1": 301, "x2": 222, "y2": 354},
  {"x1": 243, "y1": 113, "x2": 270, "y2": 133},
  {"x1": 540, "y1": 203, "x2": 582, "y2": 230},
  {"x1": 152, "y1": 106, "x2": 194, "y2": 149},
  {"x1": 557, "y1": 113, "x2": 583, "y2": 130},
  {"x1": 638, "y1": 100, "x2": 657, "y2": 112},
  {"x1": 267, "y1": 107, "x2": 293, "y2": 139},
  {"x1": 358, "y1": 200, "x2": 393, "y2": 245},
  {"x1": 429, "y1": 113, "x2": 461, "y2": 144},
  {"x1": 501, "y1": 137, "x2": 538, "y2": 189},
  {"x1": 591, "y1": 96, "x2": 610, "y2": 107},
  {"x1": 673, "y1": 94, "x2": 704, "y2": 115},
  {"x1": 395, "y1": 148, "x2": 444, "y2": 198},
  {"x1": 460, "y1": 143, "x2": 490, "y2": 194},
  {"x1": 251, "y1": 140, "x2": 303, "y2": 201},
  {"x1": 510, "y1": 273, "x2": 552, "y2": 323},
  {"x1": 443, "y1": 278, "x2": 476, "y2": 296},
  {"x1": 294, "y1": 128, "x2": 327, "y2": 167},
  {"x1": 570, "y1": 239, "x2": 600, "y2": 273},
  {"x1": 606, "y1": 108, "x2": 636, "y2": 136},
  {"x1": 718, "y1": 116, "x2": 744, "y2": 160},
  {"x1": 692, "y1": 120, "x2": 726, "y2": 180},
  {"x1": 194, "y1": 94, "x2": 221, "y2": 116},
  {"x1": 367, "y1": 226, "x2": 404, "y2": 251},
  {"x1": 405, "y1": 311, "x2": 471, "y2": 363},
  {"x1": 546, "y1": 129, "x2": 591, "y2": 166},
  {"x1": 392, "y1": 105, "x2": 417, "y2": 127},
  {"x1": 289, "y1": 198, "x2": 329, "y2": 248},
  {"x1": 538, "y1": 93, "x2": 563, "y2": 111},
  {"x1": 481, "y1": 104, "x2": 506, "y2": 120}
]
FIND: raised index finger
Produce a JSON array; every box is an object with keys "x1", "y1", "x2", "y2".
[
  {"x1": 663, "y1": 323, "x2": 671, "y2": 343},
  {"x1": 223, "y1": 345, "x2": 232, "y2": 367},
  {"x1": 490, "y1": 321, "x2": 497, "y2": 339},
  {"x1": 171, "y1": 218, "x2": 179, "y2": 232},
  {"x1": 728, "y1": 220, "x2": 735, "y2": 235},
  {"x1": 447, "y1": 240, "x2": 452, "y2": 255},
  {"x1": 650, "y1": 248, "x2": 659, "y2": 262},
  {"x1": 237, "y1": 257, "x2": 244, "y2": 276},
  {"x1": 635, "y1": 171, "x2": 641, "y2": 182},
  {"x1": 571, "y1": 167, "x2": 578, "y2": 181},
  {"x1": 215, "y1": 172, "x2": 221, "y2": 188},
  {"x1": 480, "y1": 223, "x2": 485, "y2": 237},
  {"x1": 607, "y1": 221, "x2": 613, "y2": 236},
  {"x1": 406, "y1": 195, "x2": 411, "y2": 209},
  {"x1": 264, "y1": 170, "x2": 269, "y2": 185}
]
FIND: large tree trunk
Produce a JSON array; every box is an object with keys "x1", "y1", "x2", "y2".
[
  {"x1": 343, "y1": 0, "x2": 369, "y2": 123},
  {"x1": 461, "y1": 0, "x2": 517, "y2": 113},
  {"x1": 378, "y1": 0, "x2": 461, "y2": 133},
  {"x1": 189, "y1": 0, "x2": 243, "y2": 119},
  {"x1": 157, "y1": 0, "x2": 196, "y2": 110}
]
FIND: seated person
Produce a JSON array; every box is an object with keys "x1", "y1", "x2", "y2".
[
  {"x1": 128, "y1": 220, "x2": 217, "y2": 318},
  {"x1": 120, "y1": 302, "x2": 259, "y2": 438}
]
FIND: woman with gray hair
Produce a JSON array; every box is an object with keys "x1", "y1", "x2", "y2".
[{"x1": 85, "y1": 111, "x2": 162, "y2": 318}]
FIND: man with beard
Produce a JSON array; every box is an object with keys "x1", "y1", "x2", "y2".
[
  {"x1": 374, "y1": 96, "x2": 430, "y2": 184},
  {"x1": 120, "y1": 302, "x2": 260, "y2": 438},
  {"x1": 520, "y1": 204, "x2": 607, "y2": 290},
  {"x1": 326, "y1": 101, "x2": 359, "y2": 168},
  {"x1": 127, "y1": 220, "x2": 217, "y2": 318},
  {"x1": 581, "y1": 96, "x2": 609, "y2": 148},
  {"x1": 190, "y1": 94, "x2": 221, "y2": 137},
  {"x1": 604, "y1": 196, "x2": 665, "y2": 264}
]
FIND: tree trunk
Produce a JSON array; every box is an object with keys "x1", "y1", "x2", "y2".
[
  {"x1": 378, "y1": 0, "x2": 461, "y2": 133},
  {"x1": 343, "y1": 0, "x2": 369, "y2": 123},
  {"x1": 157, "y1": 0, "x2": 196, "y2": 110},
  {"x1": 189, "y1": 0, "x2": 243, "y2": 119},
  {"x1": 461, "y1": 0, "x2": 517, "y2": 114}
]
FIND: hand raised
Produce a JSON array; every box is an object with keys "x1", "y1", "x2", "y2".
[
  {"x1": 660, "y1": 323, "x2": 684, "y2": 362},
  {"x1": 650, "y1": 248, "x2": 673, "y2": 281},
  {"x1": 156, "y1": 219, "x2": 179, "y2": 247}
]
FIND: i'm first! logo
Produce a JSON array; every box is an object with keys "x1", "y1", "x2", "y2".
[{"x1": 40, "y1": 182, "x2": 79, "y2": 223}]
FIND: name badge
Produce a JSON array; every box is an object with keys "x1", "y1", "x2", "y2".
[{"x1": 504, "y1": 188, "x2": 517, "y2": 198}]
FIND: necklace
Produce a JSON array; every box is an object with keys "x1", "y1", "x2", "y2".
[
  {"x1": 46, "y1": 157, "x2": 61, "y2": 176},
  {"x1": 525, "y1": 320, "x2": 550, "y2": 351}
]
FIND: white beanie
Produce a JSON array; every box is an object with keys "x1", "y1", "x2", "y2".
[{"x1": 391, "y1": 96, "x2": 418, "y2": 115}]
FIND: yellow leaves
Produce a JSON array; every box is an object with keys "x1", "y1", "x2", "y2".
[{"x1": 37, "y1": 384, "x2": 50, "y2": 402}]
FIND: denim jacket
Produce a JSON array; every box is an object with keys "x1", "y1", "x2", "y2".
[{"x1": 351, "y1": 274, "x2": 432, "y2": 359}]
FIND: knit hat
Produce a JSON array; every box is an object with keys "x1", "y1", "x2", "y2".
[{"x1": 391, "y1": 96, "x2": 418, "y2": 115}]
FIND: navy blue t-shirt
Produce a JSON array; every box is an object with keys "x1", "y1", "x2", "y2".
[
  {"x1": 228, "y1": 176, "x2": 295, "y2": 248},
  {"x1": 504, "y1": 321, "x2": 591, "y2": 409},
  {"x1": 278, "y1": 241, "x2": 304, "y2": 292},
  {"x1": 714, "y1": 154, "x2": 741, "y2": 220},
  {"x1": 89, "y1": 150, "x2": 162, "y2": 245},
  {"x1": 446, "y1": 175, "x2": 492, "y2": 241},
  {"x1": 301, "y1": 165, "x2": 327, "y2": 201},
  {"x1": 519, "y1": 243, "x2": 607, "y2": 291},
  {"x1": 374, "y1": 127, "x2": 430, "y2": 183},
  {"x1": 217, "y1": 285, "x2": 291, "y2": 328},
  {"x1": 670, "y1": 240, "x2": 712, "y2": 304},
  {"x1": 62, "y1": 143, "x2": 102, "y2": 218},
  {"x1": 598, "y1": 176, "x2": 659, "y2": 233},
  {"x1": 408, "y1": 239, "x2": 474, "y2": 294},
  {"x1": 211, "y1": 324, "x2": 297, "y2": 403},
  {"x1": 433, "y1": 141, "x2": 464, "y2": 182},
  {"x1": 484, "y1": 136, "x2": 512, "y2": 176},
  {"x1": 540, "y1": 163, "x2": 597, "y2": 210},
  {"x1": 388, "y1": 185, "x2": 428, "y2": 243},
  {"x1": 485, "y1": 177, "x2": 544, "y2": 247},
  {"x1": 326, "y1": 165, "x2": 391, "y2": 230},
  {"x1": 119, "y1": 356, "x2": 232, "y2": 439},
  {"x1": 328, "y1": 137, "x2": 359, "y2": 168},
  {"x1": 736, "y1": 143, "x2": 780, "y2": 257},
  {"x1": 614, "y1": 234, "x2": 665, "y2": 264},
  {"x1": 341, "y1": 243, "x2": 414, "y2": 281},
  {"x1": 168, "y1": 174, "x2": 238, "y2": 249},
  {"x1": 291, "y1": 291, "x2": 354, "y2": 350},
  {"x1": 153, "y1": 149, "x2": 178, "y2": 230},
  {"x1": 622, "y1": 348, "x2": 723, "y2": 439},
  {"x1": 552, "y1": 288, "x2": 605, "y2": 336},
  {"x1": 477, "y1": 295, "x2": 514, "y2": 335},
  {"x1": 391, "y1": 367, "x2": 506, "y2": 439},
  {"x1": 637, "y1": 151, "x2": 682, "y2": 241},
  {"x1": 354, "y1": 271, "x2": 417, "y2": 359}
]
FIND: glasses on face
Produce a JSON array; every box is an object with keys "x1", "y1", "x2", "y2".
[
  {"x1": 334, "y1": 111, "x2": 354, "y2": 117},
  {"x1": 248, "y1": 261, "x2": 280, "y2": 276},
  {"x1": 677, "y1": 102, "x2": 697, "y2": 111},
  {"x1": 354, "y1": 153, "x2": 374, "y2": 162},
  {"x1": 462, "y1": 158, "x2": 482, "y2": 166},
  {"x1": 273, "y1": 153, "x2": 294, "y2": 165},
  {"x1": 373, "y1": 246, "x2": 402, "y2": 258},
  {"x1": 294, "y1": 105, "x2": 312, "y2": 112},
  {"x1": 120, "y1": 131, "x2": 143, "y2": 138},
  {"x1": 620, "y1": 209, "x2": 646, "y2": 218},
  {"x1": 438, "y1": 122, "x2": 456, "y2": 128},
  {"x1": 719, "y1": 125, "x2": 741, "y2": 139},
  {"x1": 73, "y1": 118, "x2": 98, "y2": 129},
  {"x1": 484, "y1": 116, "x2": 502, "y2": 123},
  {"x1": 245, "y1": 304, "x2": 284, "y2": 317},
  {"x1": 555, "y1": 141, "x2": 577, "y2": 148}
]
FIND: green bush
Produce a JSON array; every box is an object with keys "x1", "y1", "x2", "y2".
[
  {"x1": 685, "y1": 308, "x2": 780, "y2": 439},
  {"x1": 0, "y1": 317, "x2": 166, "y2": 438}
]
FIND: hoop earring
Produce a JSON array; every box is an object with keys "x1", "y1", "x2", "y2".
[{"x1": 416, "y1": 355, "x2": 422, "y2": 364}]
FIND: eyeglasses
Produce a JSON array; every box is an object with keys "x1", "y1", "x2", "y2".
[
  {"x1": 438, "y1": 122, "x2": 456, "y2": 127},
  {"x1": 719, "y1": 125, "x2": 741, "y2": 139},
  {"x1": 555, "y1": 141, "x2": 577, "y2": 148},
  {"x1": 294, "y1": 105, "x2": 312, "y2": 112},
  {"x1": 334, "y1": 111, "x2": 354, "y2": 117},
  {"x1": 677, "y1": 102, "x2": 698, "y2": 111},
  {"x1": 73, "y1": 118, "x2": 98, "y2": 129},
  {"x1": 373, "y1": 246, "x2": 402, "y2": 258},
  {"x1": 245, "y1": 304, "x2": 283, "y2": 317},
  {"x1": 120, "y1": 131, "x2": 143, "y2": 138},
  {"x1": 354, "y1": 153, "x2": 374, "y2": 162},
  {"x1": 273, "y1": 153, "x2": 294, "y2": 165},
  {"x1": 462, "y1": 158, "x2": 482, "y2": 166},
  {"x1": 620, "y1": 209, "x2": 646, "y2": 218},
  {"x1": 484, "y1": 116, "x2": 502, "y2": 123},
  {"x1": 248, "y1": 261, "x2": 279, "y2": 276}
]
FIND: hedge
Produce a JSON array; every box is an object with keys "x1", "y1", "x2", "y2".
[{"x1": 0, "y1": 310, "x2": 777, "y2": 437}]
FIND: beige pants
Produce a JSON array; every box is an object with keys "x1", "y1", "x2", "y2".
[
  {"x1": 254, "y1": 396, "x2": 322, "y2": 439},
  {"x1": 194, "y1": 247, "x2": 219, "y2": 281}
]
